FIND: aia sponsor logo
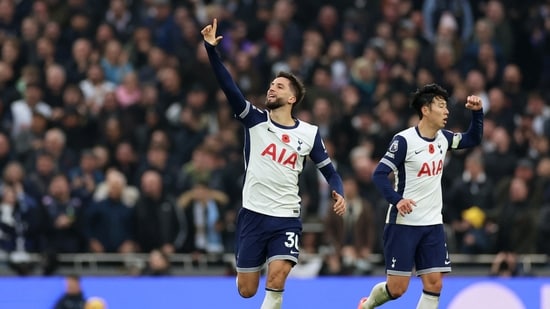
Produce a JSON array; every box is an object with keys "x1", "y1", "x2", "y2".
[
  {"x1": 417, "y1": 159, "x2": 443, "y2": 177},
  {"x1": 261, "y1": 143, "x2": 297, "y2": 168}
]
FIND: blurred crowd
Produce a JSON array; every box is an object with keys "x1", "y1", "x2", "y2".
[{"x1": 0, "y1": 0, "x2": 549, "y2": 277}]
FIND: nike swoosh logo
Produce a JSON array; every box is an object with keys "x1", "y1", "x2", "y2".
[
  {"x1": 267, "y1": 128, "x2": 276, "y2": 133},
  {"x1": 414, "y1": 150, "x2": 423, "y2": 154},
  {"x1": 290, "y1": 250, "x2": 299, "y2": 254},
  {"x1": 444, "y1": 260, "x2": 451, "y2": 265}
]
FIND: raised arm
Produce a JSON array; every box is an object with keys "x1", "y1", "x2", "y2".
[
  {"x1": 201, "y1": 18, "x2": 247, "y2": 115},
  {"x1": 447, "y1": 95, "x2": 484, "y2": 149}
]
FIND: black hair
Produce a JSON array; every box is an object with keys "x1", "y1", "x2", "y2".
[
  {"x1": 276, "y1": 71, "x2": 306, "y2": 106},
  {"x1": 410, "y1": 83, "x2": 449, "y2": 118}
]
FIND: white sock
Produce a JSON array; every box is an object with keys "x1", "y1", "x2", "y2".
[
  {"x1": 363, "y1": 282, "x2": 392, "y2": 308},
  {"x1": 416, "y1": 290, "x2": 440, "y2": 309},
  {"x1": 260, "y1": 288, "x2": 283, "y2": 309}
]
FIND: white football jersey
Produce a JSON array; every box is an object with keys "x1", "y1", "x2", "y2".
[
  {"x1": 378, "y1": 127, "x2": 462, "y2": 225},
  {"x1": 238, "y1": 101, "x2": 331, "y2": 218}
]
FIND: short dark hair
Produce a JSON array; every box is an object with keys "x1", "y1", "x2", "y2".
[
  {"x1": 410, "y1": 83, "x2": 449, "y2": 118},
  {"x1": 276, "y1": 71, "x2": 306, "y2": 106}
]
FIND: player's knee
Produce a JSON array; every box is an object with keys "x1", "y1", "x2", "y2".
[
  {"x1": 238, "y1": 285, "x2": 258, "y2": 298},
  {"x1": 387, "y1": 284, "x2": 407, "y2": 299},
  {"x1": 423, "y1": 281, "x2": 443, "y2": 293}
]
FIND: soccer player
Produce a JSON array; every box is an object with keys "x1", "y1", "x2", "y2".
[
  {"x1": 201, "y1": 19, "x2": 346, "y2": 309},
  {"x1": 357, "y1": 84, "x2": 483, "y2": 309}
]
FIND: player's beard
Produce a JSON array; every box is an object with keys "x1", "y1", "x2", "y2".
[{"x1": 266, "y1": 97, "x2": 285, "y2": 110}]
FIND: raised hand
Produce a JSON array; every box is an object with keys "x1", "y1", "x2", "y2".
[
  {"x1": 201, "y1": 18, "x2": 223, "y2": 46},
  {"x1": 465, "y1": 95, "x2": 483, "y2": 111}
]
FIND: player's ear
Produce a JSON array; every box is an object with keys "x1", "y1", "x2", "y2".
[
  {"x1": 288, "y1": 96, "x2": 296, "y2": 104},
  {"x1": 422, "y1": 103, "x2": 430, "y2": 114}
]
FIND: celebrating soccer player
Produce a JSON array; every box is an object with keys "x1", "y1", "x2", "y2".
[
  {"x1": 358, "y1": 84, "x2": 483, "y2": 309},
  {"x1": 201, "y1": 19, "x2": 346, "y2": 309}
]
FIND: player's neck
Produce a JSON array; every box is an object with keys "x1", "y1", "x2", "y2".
[
  {"x1": 417, "y1": 120, "x2": 438, "y2": 139},
  {"x1": 269, "y1": 109, "x2": 295, "y2": 126}
]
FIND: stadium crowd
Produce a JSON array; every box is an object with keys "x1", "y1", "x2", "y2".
[{"x1": 0, "y1": 0, "x2": 549, "y2": 276}]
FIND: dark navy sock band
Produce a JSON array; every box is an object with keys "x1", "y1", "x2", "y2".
[
  {"x1": 266, "y1": 288, "x2": 284, "y2": 293},
  {"x1": 422, "y1": 290, "x2": 441, "y2": 297}
]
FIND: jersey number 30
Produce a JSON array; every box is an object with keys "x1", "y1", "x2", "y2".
[{"x1": 284, "y1": 232, "x2": 300, "y2": 250}]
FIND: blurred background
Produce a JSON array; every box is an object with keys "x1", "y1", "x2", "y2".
[{"x1": 0, "y1": 0, "x2": 549, "y2": 299}]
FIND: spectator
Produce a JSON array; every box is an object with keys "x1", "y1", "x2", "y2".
[
  {"x1": 500, "y1": 63, "x2": 528, "y2": 115},
  {"x1": 68, "y1": 150, "x2": 104, "y2": 201},
  {"x1": 1, "y1": 37, "x2": 24, "y2": 79},
  {"x1": 485, "y1": 87, "x2": 515, "y2": 134},
  {"x1": 10, "y1": 82, "x2": 52, "y2": 141},
  {"x1": 422, "y1": 0, "x2": 474, "y2": 45},
  {"x1": 156, "y1": 66, "x2": 184, "y2": 114},
  {"x1": 55, "y1": 90, "x2": 98, "y2": 153},
  {"x1": 483, "y1": 126, "x2": 518, "y2": 185},
  {"x1": 140, "y1": 248, "x2": 171, "y2": 276},
  {"x1": 39, "y1": 128, "x2": 79, "y2": 173},
  {"x1": 24, "y1": 151, "x2": 57, "y2": 202},
  {"x1": 97, "y1": 116, "x2": 124, "y2": 162},
  {"x1": 135, "y1": 45, "x2": 168, "y2": 85},
  {"x1": 43, "y1": 64, "x2": 68, "y2": 109},
  {"x1": 484, "y1": 0, "x2": 515, "y2": 62},
  {"x1": 305, "y1": 66, "x2": 340, "y2": 116},
  {"x1": 93, "y1": 168, "x2": 139, "y2": 210},
  {"x1": 177, "y1": 180, "x2": 228, "y2": 256},
  {"x1": 493, "y1": 158, "x2": 537, "y2": 208},
  {"x1": 0, "y1": 184, "x2": 41, "y2": 275},
  {"x1": 0, "y1": 0, "x2": 18, "y2": 37},
  {"x1": 313, "y1": 5, "x2": 342, "y2": 45},
  {"x1": 19, "y1": 17, "x2": 41, "y2": 67},
  {"x1": 135, "y1": 146, "x2": 178, "y2": 195},
  {"x1": 114, "y1": 71, "x2": 141, "y2": 108},
  {"x1": 140, "y1": 0, "x2": 179, "y2": 54},
  {"x1": 64, "y1": 38, "x2": 94, "y2": 85},
  {"x1": 493, "y1": 177, "x2": 537, "y2": 254},
  {"x1": 41, "y1": 173, "x2": 86, "y2": 254},
  {"x1": 175, "y1": 144, "x2": 225, "y2": 194},
  {"x1": 271, "y1": 0, "x2": 303, "y2": 57},
  {"x1": 104, "y1": 0, "x2": 136, "y2": 43},
  {"x1": 126, "y1": 26, "x2": 154, "y2": 75},
  {"x1": 111, "y1": 141, "x2": 139, "y2": 187},
  {"x1": 85, "y1": 169, "x2": 136, "y2": 253},
  {"x1": 134, "y1": 170, "x2": 179, "y2": 254},
  {"x1": 79, "y1": 64, "x2": 116, "y2": 117},
  {"x1": 100, "y1": 39, "x2": 133, "y2": 85}
]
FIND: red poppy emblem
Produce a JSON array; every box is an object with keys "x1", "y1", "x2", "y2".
[
  {"x1": 429, "y1": 144, "x2": 434, "y2": 153},
  {"x1": 282, "y1": 134, "x2": 290, "y2": 143}
]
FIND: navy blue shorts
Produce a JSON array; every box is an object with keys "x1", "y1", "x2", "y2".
[
  {"x1": 234, "y1": 208, "x2": 302, "y2": 272},
  {"x1": 383, "y1": 223, "x2": 451, "y2": 276}
]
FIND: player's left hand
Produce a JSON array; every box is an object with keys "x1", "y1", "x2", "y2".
[
  {"x1": 332, "y1": 190, "x2": 346, "y2": 216},
  {"x1": 201, "y1": 18, "x2": 223, "y2": 46},
  {"x1": 465, "y1": 95, "x2": 483, "y2": 111}
]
